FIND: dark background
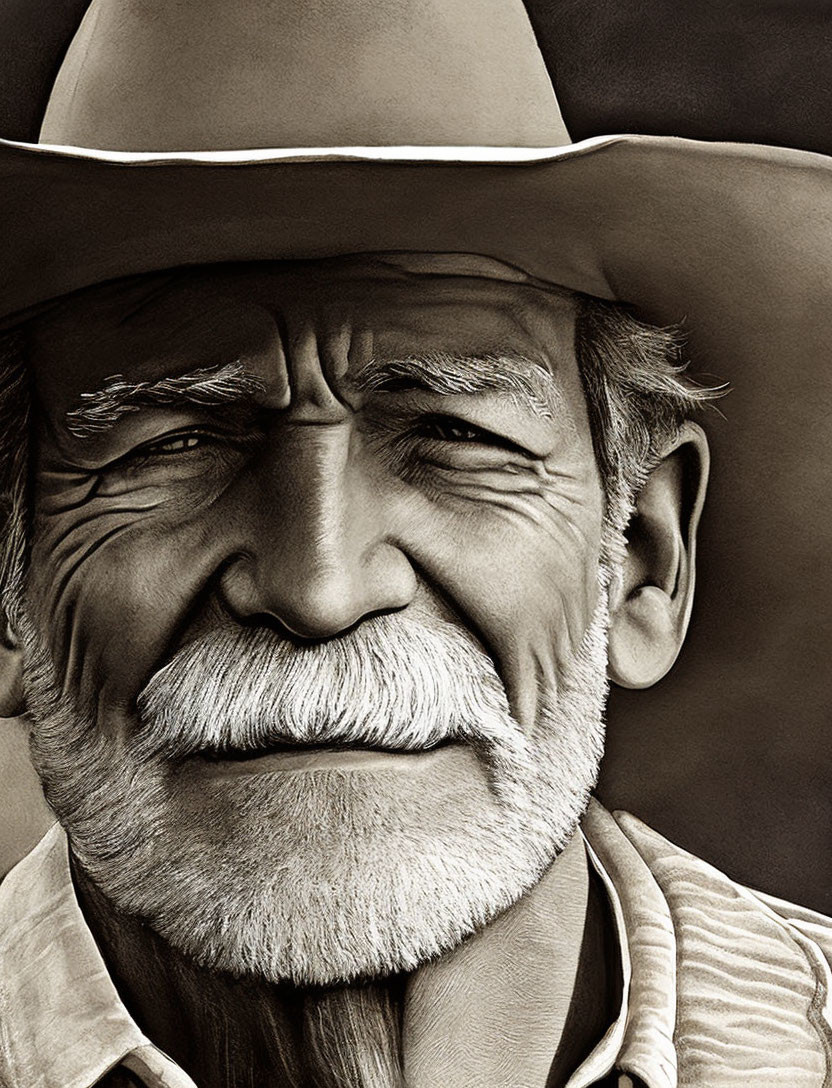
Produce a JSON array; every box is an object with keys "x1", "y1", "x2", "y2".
[{"x1": 1, "y1": 0, "x2": 831, "y2": 911}]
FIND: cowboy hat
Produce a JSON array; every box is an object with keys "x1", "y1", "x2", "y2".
[
  {"x1": 0, "y1": 0, "x2": 828, "y2": 324},
  {"x1": 1, "y1": 0, "x2": 831, "y2": 909}
]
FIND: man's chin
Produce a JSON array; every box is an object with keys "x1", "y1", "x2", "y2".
[{"x1": 81, "y1": 747, "x2": 580, "y2": 987}]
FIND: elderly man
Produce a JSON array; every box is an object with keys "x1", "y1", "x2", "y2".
[{"x1": 1, "y1": 1, "x2": 832, "y2": 1087}]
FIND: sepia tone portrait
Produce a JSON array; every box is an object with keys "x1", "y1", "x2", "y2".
[{"x1": 1, "y1": 3, "x2": 831, "y2": 1087}]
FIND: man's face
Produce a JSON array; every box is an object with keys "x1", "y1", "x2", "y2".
[{"x1": 20, "y1": 255, "x2": 610, "y2": 985}]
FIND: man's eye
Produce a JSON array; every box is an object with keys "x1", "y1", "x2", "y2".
[
  {"x1": 141, "y1": 434, "x2": 206, "y2": 456},
  {"x1": 414, "y1": 415, "x2": 527, "y2": 454},
  {"x1": 123, "y1": 432, "x2": 214, "y2": 466},
  {"x1": 417, "y1": 416, "x2": 494, "y2": 444}
]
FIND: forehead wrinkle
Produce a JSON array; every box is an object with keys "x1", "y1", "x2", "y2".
[
  {"x1": 64, "y1": 361, "x2": 265, "y2": 438},
  {"x1": 352, "y1": 353, "x2": 563, "y2": 420}
]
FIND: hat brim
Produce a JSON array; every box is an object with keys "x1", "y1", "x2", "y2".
[
  {"x1": 4, "y1": 131, "x2": 832, "y2": 891},
  {"x1": 0, "y1": 132, "x2": 826, "y2": 321},
  {"x1": 2, "y1": 135, "x2": 626, "y2": 322}
]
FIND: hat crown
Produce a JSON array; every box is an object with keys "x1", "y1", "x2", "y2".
[{"x1": 39, "y1": 0, "x2": 570, "y2": 151}]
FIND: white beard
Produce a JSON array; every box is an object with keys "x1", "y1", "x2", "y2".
[{"x1": 24, "y1": 593, "x2": 609, "y2": 987}]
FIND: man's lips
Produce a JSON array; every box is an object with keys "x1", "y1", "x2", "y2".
[{"x1": 191, "y1": 739, "x2": 459, "y2": 777}]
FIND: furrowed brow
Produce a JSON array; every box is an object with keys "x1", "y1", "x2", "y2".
[
  {"x1": 65, "y1": 362, "x2": 265, "y2": 438},
  {"x1": 352, "y1": 353, "x2": 561, "y2": 420}
]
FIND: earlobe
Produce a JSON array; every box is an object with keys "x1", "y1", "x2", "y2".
[
  {"x1": 0, "y1": 617, "x2": 24, "y2": 718},
  {"x1": 608, "y1": 422, "x2": 710, "y2": 689}
]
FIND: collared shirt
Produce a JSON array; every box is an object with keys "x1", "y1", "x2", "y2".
[{"x1": 2, "y1": 801, "x2": 831, "y2": 1088}]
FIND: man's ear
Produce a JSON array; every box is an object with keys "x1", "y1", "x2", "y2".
[
  {"x1": 608, "y1": 421, "x2": 710, "y2": 689},
  {"x1": 0, "y1": 612, "x2": 23, "y2": 718}
]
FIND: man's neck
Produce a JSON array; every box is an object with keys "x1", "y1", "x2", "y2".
[
  {"x1": 403, "y1": 831, "x2": 611, "y2": 1088},
  {"x1": 71, "y1": 833, "x2": 612, "y2": 1088}
]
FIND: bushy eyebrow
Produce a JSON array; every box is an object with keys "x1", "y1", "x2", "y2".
[
  {"x1": 65, "y1": 362, "x2": 265, "y2": 438},
  {"x1": 351, "y1": 353, "x2": 561, "y2": 420}
]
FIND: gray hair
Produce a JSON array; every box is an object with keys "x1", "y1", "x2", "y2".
[
  {"x1": 0, "y1": 330, "x2": 28, "y2": 625},
  {"x1": 574, "y1": 295, "x2": 722, "y2": 534},
  {"x1": 0, "y1": 296, "x2": 722, "y2": 616}
]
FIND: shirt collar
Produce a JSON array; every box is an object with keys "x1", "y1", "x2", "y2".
[
  {"x1": 573, "y1": 799, "x2": 678, "y2": 1088},
  {"x1": 0, "y1": 823, "x2": 196, "y2": 1088},
  {"x1": 0, "y1": 807, "x2": 676, "y2": 1088}
]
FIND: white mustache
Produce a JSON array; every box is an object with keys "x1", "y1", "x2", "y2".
[{"x1": 135, "y1": 608, "x2": 531, "y2": 773}]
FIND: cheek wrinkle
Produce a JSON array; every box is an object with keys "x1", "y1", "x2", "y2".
[
  {"x1": 45, "y1": 502, "x2": 160, "y2": 555},
  {"x1": 47, "y1": 520, "x2": 139, "y2": 631}
]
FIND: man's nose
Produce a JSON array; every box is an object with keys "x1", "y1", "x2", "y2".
[{"x1": 218, "y1": 427, "x2": 417, "y2": 639}]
